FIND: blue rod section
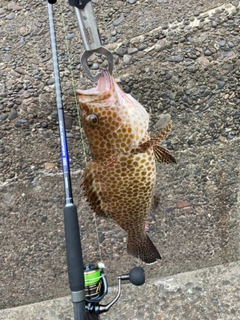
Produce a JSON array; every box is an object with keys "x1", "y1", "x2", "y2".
[{"x1": 48, "y1": 0, "x2": 72, "y2": 203}]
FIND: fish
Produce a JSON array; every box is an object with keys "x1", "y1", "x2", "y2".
[{"x1": 76, "y1": 69, "x2": 176, "y2": 264}]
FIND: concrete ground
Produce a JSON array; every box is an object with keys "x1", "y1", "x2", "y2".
[{"x1": 1, "y1": 261, "x2": 240, "y2": 320}]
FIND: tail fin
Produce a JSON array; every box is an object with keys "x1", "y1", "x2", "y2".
[{"x1": 127, "y1": 233, "x2": 161, "y2": 264}]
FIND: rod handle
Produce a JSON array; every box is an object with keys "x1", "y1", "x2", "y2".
[{"x1": 64, "y1": 203, "x2": 85, "y2": 294}]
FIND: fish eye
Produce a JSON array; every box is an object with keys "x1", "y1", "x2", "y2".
[{"x1": 86, "y1": 113, "x2": 99, "y2": 127}]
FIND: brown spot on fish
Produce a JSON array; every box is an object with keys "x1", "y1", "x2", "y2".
[{"x1": 77, "y1": 69, "x2": 176, "y2": 264}]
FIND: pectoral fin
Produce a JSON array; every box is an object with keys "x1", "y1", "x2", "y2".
[
  {"x1": 153, "y1": 145, "x2": 176, "y2": 163},
  {"x1": 131, "y1": 121, "x2": 176, "y2": 164}
]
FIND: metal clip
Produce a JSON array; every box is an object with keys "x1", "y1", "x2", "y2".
[{"x1": 74, "y1": 2, "x2": 113, "y2": 81}]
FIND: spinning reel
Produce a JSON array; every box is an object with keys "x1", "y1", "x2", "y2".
[{"x1": 84, "y1": 264, "x2": 145, "y2": 319}]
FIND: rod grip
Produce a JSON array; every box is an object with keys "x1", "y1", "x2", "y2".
[{"x1": 64, "y1": 204, "x2": 85, "y2": 293}]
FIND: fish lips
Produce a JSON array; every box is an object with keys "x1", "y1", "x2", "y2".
[
  {"x1": 76, "y1": 69, "x2": 123, "y2": 109},
  {"x1": 77, "y1": 68, "x2": 118, "y2": 106}
]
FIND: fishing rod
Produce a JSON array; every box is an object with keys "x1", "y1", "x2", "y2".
[{"x1": 47, "y1": 1, "x2": 145, "y2": 319}]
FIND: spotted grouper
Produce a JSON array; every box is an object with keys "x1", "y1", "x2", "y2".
[{"x1": 76, "y1": 69, "x2": 176, "y2": 264}]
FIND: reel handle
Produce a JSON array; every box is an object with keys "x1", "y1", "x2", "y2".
[
  {"x1": 129, "y1": 267, "x2": 145, "y2": 286},
  {"x1": 119, "y1": 267, "x2": 145, "y2": 286}
]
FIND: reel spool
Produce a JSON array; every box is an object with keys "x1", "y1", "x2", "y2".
[{"x1": 84, "y1": 264, "x2": 108, "y2": 303}]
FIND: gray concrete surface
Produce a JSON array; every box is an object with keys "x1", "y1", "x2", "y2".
[{"x1": 1, "y1": 261, "x2": 240, "y2": 319}]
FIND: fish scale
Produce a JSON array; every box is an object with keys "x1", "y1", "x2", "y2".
[{"x1": 77, "y1": 69, "x2": 176, "y2": 264}]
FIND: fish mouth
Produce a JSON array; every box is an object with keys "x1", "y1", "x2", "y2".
[
  {"x1": 76, "y1": 68, "x2": 124, "y2": 112},
  {"x1": 96, "y1": 68, "x2": 114, "y2": 92},
  {"x1": 97, "y1": 68, "x2": 125, "y2": 106},
  {"x1": 76, "y1": 68, "x2": 114, "y2": 101}
]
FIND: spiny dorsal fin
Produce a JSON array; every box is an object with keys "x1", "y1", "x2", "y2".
[{"x1": 131, "y1": 120, "x2": 173, "y2": 154}]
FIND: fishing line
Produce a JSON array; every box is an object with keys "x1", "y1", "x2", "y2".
[{"x1": 59, "y1": 0, "x2": 103, "y2": 263}]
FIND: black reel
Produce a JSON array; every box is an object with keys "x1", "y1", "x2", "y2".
[{"x1": 84, "y1": 264, "x2": 145, "y2": 317}]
